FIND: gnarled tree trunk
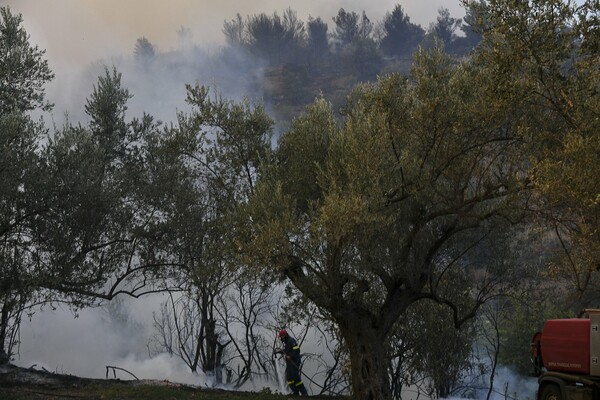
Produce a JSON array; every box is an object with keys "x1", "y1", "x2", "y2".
[{"x1": 339, "y1": 315, "x2": 391, "y2": 400}]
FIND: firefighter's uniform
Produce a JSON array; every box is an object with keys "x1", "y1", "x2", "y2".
[{"x1": 279, "y1": 330, "x2": 308, "y2": 396}]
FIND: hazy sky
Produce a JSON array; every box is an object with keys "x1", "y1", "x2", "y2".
[
  {"x1": 0, "y1": 0, "x2": 468, "y2": 124},
  {"x1": 2, "y1": 0, "x2": 465, "y2": 70}
]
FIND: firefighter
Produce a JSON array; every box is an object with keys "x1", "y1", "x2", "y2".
[{"x1": 275, "y1": 329, "x2": 308, "y2": 396}]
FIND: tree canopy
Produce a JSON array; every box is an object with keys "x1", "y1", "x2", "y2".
[
  {"x1": 380, "y1": 5, "x2": 425, "y2": 57},
  {"x1": 246, "y1": 43, "x2": 531, "y2": 397},
  {"x1": 0, "y1": 7, "x2": 54, "y2": 113},
  {"x1": 240, "y1": 1, "x2": 599, "y2": 397},
  {"x1": 0, "y1": 5, "x2": 53, "y2": 359}
]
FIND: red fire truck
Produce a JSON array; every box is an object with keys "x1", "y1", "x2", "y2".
[{"x1": 532, "y1": 309, "x2": 600, "y2": 400}]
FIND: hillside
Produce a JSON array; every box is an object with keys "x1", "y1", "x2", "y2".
[{"x1": 0, "y1": 364, "x2": 346, "y2": 400}]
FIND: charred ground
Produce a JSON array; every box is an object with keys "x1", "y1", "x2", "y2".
[{"x1": 0, "y1": 364, "x2": 345, "y2": 400}]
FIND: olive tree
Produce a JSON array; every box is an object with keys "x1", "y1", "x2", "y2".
[
  {"x1": 147, "y1": 84, "x2": 275, "y2": 383},
  {"x1": 0, "y1": 6, "x2": 53, "y2": 359},
  {"x1": 0, "y1": 6, "x2": 53, "y2": 114},
  {"x1": 469, "y1": 0, "x2": 599, "y2": 301},
  {"x1": 246, "y1": 41, "x2": 531, "y2": 398},
  {"x1": 0, "y1": 111, "x2": 47, "y2": 360}
]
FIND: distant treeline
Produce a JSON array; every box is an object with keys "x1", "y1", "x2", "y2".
[
  {"x1": 131, "y1": 4, "x2": 483, "y2": 117},
  {"x1": 219, "y1": 5, "x2": 481, "y2": 71}
]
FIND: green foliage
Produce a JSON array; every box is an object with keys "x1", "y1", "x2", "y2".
[
  {"x1": 35, "y1": 68, "x2": 167, "y2": 303},
  {"x1": 223, "y1": 13, "x2": 244, "y2": 46},
  {"x1": 245, "y1": 12, "x2": 281, "y2": 63},
  {"x1": 412, "y1": 301, "x2": 475, "y2": 398},
  {"x1": 0, "y1": 6, "x2": 53, "y2": 357},
  {"x1": 430, "y1": 8, "x2": 462, "y2": 46},
  {"x1": 307, "y1": 16, "x2": 329, "y2": 59},
  {"x1": 240, "y1": 9, "x2": 306, "y2": 65},
  {"x1": 182, "y1": 84, "x2": 273, "y2": 201},
  {"x1": 249, "y1": 41, "x2": 531, "y2": 398},
  {"x1": 475, "y1": 0, "x2": 600, "y2": 299},
  {"x1": 1, "y1": 2, "x2": 598, "y2": 398},
  {"x1": 275, "y1": 98, "x2": 335, "y2": 213},
  {"x1": 387, "y1": 299, "x2": 476, "y2": 398},
  {"x1": 497, "y1": 296, "x2": 571, "y2": 375},
  {"x1": 145, "y1": 84, "x2": 275, "y2": 379},
  {"x1": 222, "y1": 5, "x2": 471, "y2": 123},
  {"x1": 0, "y1": 6, "x2": 54, "y2": 113},
  {"x1": 0, "y1": 113, "x2": 47, "y2": 358},
  {"x1": 84, "y1": 67, "x2": 132, "y2": 155},
  {"x1": 332, "y1": 9, "x2": 360, "y2": 48},
  {"x1": 342, "y1": 37, "x2": 383, "y2": 81},
  {"x1": 459, "y1": 0, "x2": 488, "y2": 48},
  {"x1": 380, "y1": 5, "x2": 425, "y2": 57}
]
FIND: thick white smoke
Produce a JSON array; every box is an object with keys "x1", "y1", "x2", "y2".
[{"x1": 16, "y1": 295, "x2": 203, "y2": 385}]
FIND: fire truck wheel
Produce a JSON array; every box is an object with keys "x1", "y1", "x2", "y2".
[{"x1": 539, "y1": 383, "x2": 561, "y2": 400}]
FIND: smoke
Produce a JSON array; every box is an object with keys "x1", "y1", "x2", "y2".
[
  {"x1": 13, "y1": 292, "x2": 326, "y2": 395},
  {"x1": 5, "y1": 0, "x2": 466, "y2": 127},
  {"x1": 15, "y1": 295, "x2": 202, "y2": 385},
  {"x1": 438, "y1": 365, "x2": 538, "y2": 400},
  {"x1": 42, "y1": 45, "x2": 263, "y2": 127},
  {"x1": 479, "y1": 366, "x2": 537, "y2": 400},
  {"x1": 9, "y1": 0, "x2": 465, "y2": 67}
]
